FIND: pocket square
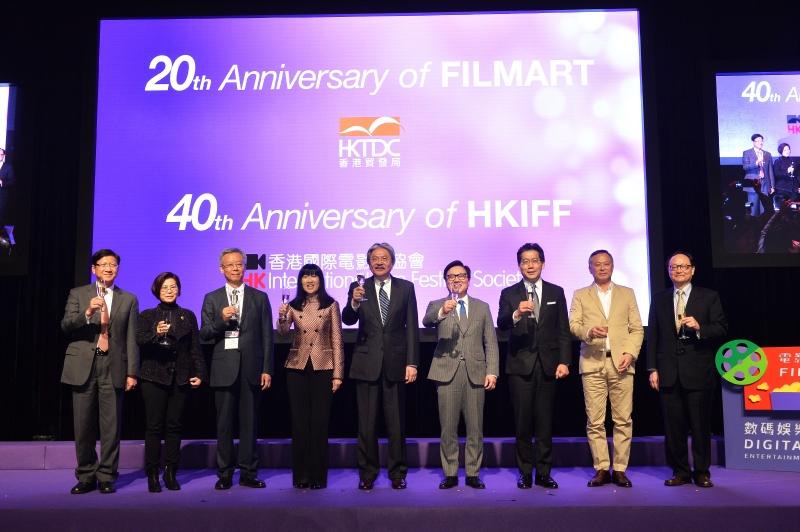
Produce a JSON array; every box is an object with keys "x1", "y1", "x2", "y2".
[{"x1": 546, "y1": 301, "x2": 556, "y2": 305}]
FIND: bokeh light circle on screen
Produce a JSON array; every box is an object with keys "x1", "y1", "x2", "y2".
[{"x1": 715, "y1": 339, "x2": 767, "y2": 386}]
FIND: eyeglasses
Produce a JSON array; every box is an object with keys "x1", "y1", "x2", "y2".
[
  {"x1": 668, "y1": 264, "x2": 693, "y2": 271},
  {"x1": 520, "y1": 259, "x2": 542, "y2": 266},
  {"x1": 446, "y1": 273, "x2": 468, "y2": 281},
  {"x1": 222, "y1": 263, "x2": 244, "y2": 270},
  {"x1": 95, "y1": 262, "x2": 118, "y2": 269},
  {"x1": 160, "y1": 285, "x2": 178, "y2": 293}
]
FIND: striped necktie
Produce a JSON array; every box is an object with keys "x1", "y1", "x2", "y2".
[{"x1": 379, "y1": 281, "x2": 389, "y2": 325}]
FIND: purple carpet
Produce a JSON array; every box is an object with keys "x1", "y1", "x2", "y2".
[
  {"x1": 1, "y1": 466, "x2": 798, "y2": 532},
  {"x1": 0, "y1": 439, "x2": 797, "y2": 531}
]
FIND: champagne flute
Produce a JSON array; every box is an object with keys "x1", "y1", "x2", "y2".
[
  {"x1": 280, "y1": 293, "x2": 290, "y2": 322},
  {"x1": 356, "y1": 274, "x2": 368, "y2": 301},
  {"x1": 677, "y1": 313, "x2": 689, "y2": 340},
  {"x1": 158, "y1": 310, "x2": 172, "y2": 346},
  {"x1": 527, "y1": 291, "x2": 535, "y2": 320},
  {"x1": 95, "y1": 279, "x2": 107, "y2": 319},
  {"x1": 96, "y1": 278, "x2": 107, "y2": 301},
  {"x1": 230, "y1": 289, "x2": 240, "y2": 329}
]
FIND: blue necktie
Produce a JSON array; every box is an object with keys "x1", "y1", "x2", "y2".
[
  {"x1": 458, "y1": 300, "x2": 466, "y2": 319},
  {"x1": 379, "y1": 281, "x2": 389, "y2": 325}
]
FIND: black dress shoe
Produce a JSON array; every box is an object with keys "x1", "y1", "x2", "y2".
[
  {"x1": 70, "y1": 481, "x2": 96, "y2": 495},
  {"x1": 358, "y1": 478, "x2": 374, "y2": 490},
  {"x1": 214, "y1": 477, "x2": 232, "y2": 490},
  {"x1": 294, "y1": 482, "x2": 310, "y2": 489},
  {"x1": 664, "y1": 475, "x2": 691, "y2": 487},
  {"x1": 517, "y1": 474, "x2": 533, "y2": 489},
  {"x1": 98, "y1": 481, "x2": 116, "y2": 494},
  {"x1": 309, "y1": 483, "x2": 325, "y2": 490},
  {"x1": 239, "y1": 477, "x2": 266, "y2": 488},
  {"x1": 163, "y1": 465, "x2": 180, "y2": 491},
  {"x1": 391, "y1": 478, "x2": 407, "y2": 490},
  {"x1": 439, "y1": 476, "x2": 458, "y2": 489},
  {"x1": 693, "y1": 473, "x2": 714, "y2": 488},
  {"x1": 587, "y1": 469, "x2": 611, "y2": 487},
  {"x1": 147, "y1": 469, "x2": 162, "y2": 493},
  {"x1": 465, "y1": 476, "x2": 485, "y2": 489},
  {"x1": 535, "y1": 475, "x2": 558, "y2": 489},
  {"x1": 612, "y1": 471, "x2": 632, "y2": 488}
]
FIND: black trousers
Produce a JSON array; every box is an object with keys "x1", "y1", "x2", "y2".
[
  {"x1": 214, "y1": 375, "x2": 261, "y2": 480},
  {"x1": 286, "y1": 363, "x2": 333, "y2": 486},
  {"x1": 660, "y1": 381, "x2": 713, "y2": 478},
  {"x1": 140, "y1": 379, "x2": 188, "y2": 471},
  {"x1": 356, "y1": 376, "x2": 407, "y2": 481},
  {"x1": 508, "y1": 359, "x2": 555, "y2": 477}
]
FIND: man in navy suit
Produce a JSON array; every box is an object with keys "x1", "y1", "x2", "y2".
[
  {"x1": 498, "y1": 243, "x2": 571, "y2": 490},
  {"x1": 742, "y1": 133, "x2": 774, "y2": 217},
  {"x1": 647, "y1": 251, "x2": 727, "y2": 488},
  {"x1": 200, "y1": 247, "x2": 274, "y2": 490},
  {"x1": 343, "y1": 242, "x2": 419, "y2": 490}
]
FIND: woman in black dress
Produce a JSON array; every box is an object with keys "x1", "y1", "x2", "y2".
[{"x1": 136, "y1": 272, "x2": 206, "y2": 492}]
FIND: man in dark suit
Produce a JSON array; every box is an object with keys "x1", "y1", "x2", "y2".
[
  {"x1": 742, "y1": 133, "x2": 774, "y2": 217},
  {"x1": 343, "y1": 242, "x2": 419, "y2": 490},
  {"x1": 647, "y1": 252, "x2": 727, "y2": 488},
  {"x1": 200, "y1": 247, "x2": 274, "y2": 490},
  {"x1": 423, "y1": 260, "x2": 498, "y2": 490},
  {"x1": 60, "y1": 249, "x2": 139, "y2": 494},
  {"x1": 497, "y1": 243, "x2": 571, "y2": 489}
]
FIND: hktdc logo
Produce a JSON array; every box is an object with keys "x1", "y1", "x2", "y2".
[{"x1": 338, "y1": 116, "x2": 401, "y2": 169}]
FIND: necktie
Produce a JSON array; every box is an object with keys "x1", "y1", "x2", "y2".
[
  {"x1": 676, "y1": 289, "x2": 685, "y2": 332},
  {"x1": 98, "y1": 290, "x2": 109, "y2": 351},
  {"x1": 379, "y1": 281, "x2": 389, "y2": 325},
  {"x1": 531, "y1": 287, "x2": 540, "y2": 321},
  {"x1": 458, "y1": 300, "x2": 466, "y2": 319}
]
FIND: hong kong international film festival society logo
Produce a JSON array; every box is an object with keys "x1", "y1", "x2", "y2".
[
  {"x1": 338, "y1": 116, "x2": 401, "y2": 169},
  {"x1": 716, "y1": 340, "x2": 800, "y2": 411}
]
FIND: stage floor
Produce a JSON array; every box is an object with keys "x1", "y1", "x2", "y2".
[{"x1": 1, "y1": 467, "x2": 798, "y2": 532}]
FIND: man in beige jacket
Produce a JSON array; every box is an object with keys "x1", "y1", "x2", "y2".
[{"x1": 569, "y1": 250, "x2": 643, "y2": 488}]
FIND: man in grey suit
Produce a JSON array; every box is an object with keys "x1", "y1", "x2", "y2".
[
  {"x1": 200, "y1": 247, "x2": 274, "y2": 490},
  {"x1": 60, "y1": 249, "x2": 139, "y2": 494},
  {"x1": 423, "y1": 260, "x2": 498, "y2": 490}
]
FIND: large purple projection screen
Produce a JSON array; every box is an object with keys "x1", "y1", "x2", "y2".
[{"x1": 94, "y1": 11, "x2": 650, "y2": 326}]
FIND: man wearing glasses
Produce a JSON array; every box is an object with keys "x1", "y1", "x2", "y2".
[
  {"x1": 60, "y1": 249, "x2": 139, "y2": 494},
  {"x1": 497, "y1": 243, "x2": 571, "y2": 490},
  {"x1": 423, "y1": 260, "x2": 499, "y2": 490},
  {"x1": 646, "y1": 252, "x2": 727, "y2": 488},
  {"x1": 200, "y1": 247, "x2": 274, "y2": 490}
]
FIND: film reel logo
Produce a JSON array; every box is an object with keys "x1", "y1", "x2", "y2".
[{"x1": 715, "y1": 339, "x2": 767, "y2": 386}]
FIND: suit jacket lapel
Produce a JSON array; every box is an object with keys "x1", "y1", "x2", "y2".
[
  {"x1": 457, "y1": 299, "x2": 472, "y2": 335},
  {"x1": 384, "y1": 276, "x2": 401, "y2": 327},
  {"x1": 587, "y1": 285, "x2": 607, "y2": 320},
  {"x1": 663, "y1": 289, "x2": 677, "y2": 336},
  {"x1": 108, "y1": 286, "x2": 122, "y2": 325}
]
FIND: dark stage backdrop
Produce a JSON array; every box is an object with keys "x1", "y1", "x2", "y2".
[{"x1": 1, "y1": 2, "x2": 800, "y2": 442}]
